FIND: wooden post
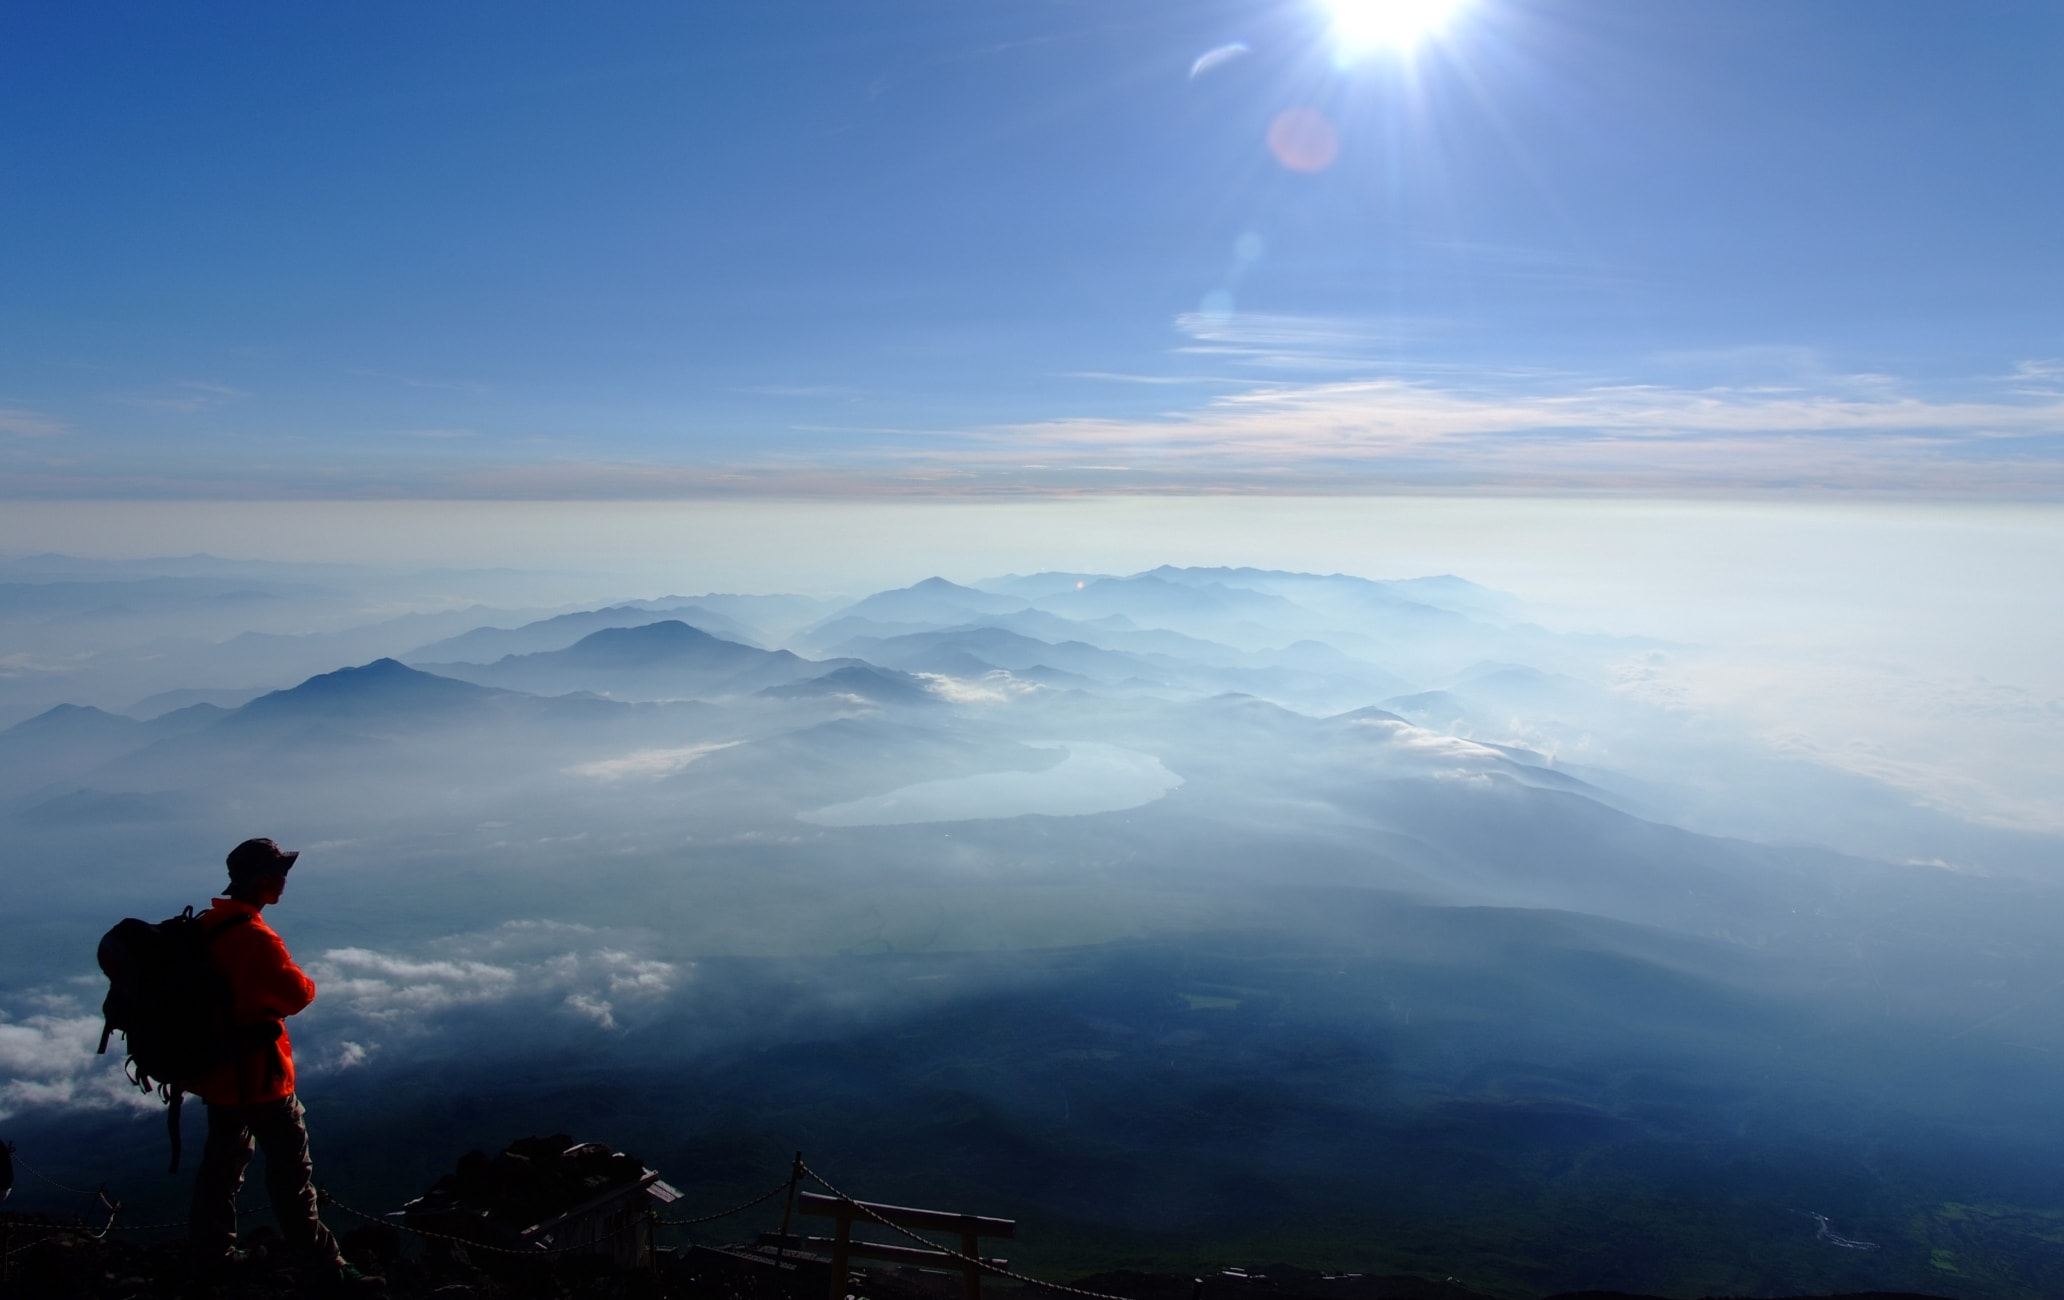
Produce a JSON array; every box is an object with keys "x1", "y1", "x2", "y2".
[
  {"x1": 961, "y1": 1226, "x2": 983, "y2": 1300},
  {"x1": 793, "y1": 1190, "x2": 1013, "y2": 1300},
  {"x1": 827, "y1": 1204, "x2": 853, "y2": 1300},
  {"x1": 774, "y1": 1152, "x2": 802, "y2": 1268}
]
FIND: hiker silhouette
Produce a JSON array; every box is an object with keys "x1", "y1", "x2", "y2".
[{"x1": 182, "y1": 838, "x2": 377, "y2": 1291}]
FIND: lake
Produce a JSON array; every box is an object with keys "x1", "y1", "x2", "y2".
[{"x1": 797, "y1": 741, "x2": 1182, "y2": 826}]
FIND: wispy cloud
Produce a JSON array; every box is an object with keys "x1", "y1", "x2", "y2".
[
  {"x1": 117, "y1": 380, "x2": 248, "y2": 413},
  {"x1": 2006, "y1": 359, "x2": 2064, "y2": 396},
  {"x1": 1173, "y1": 312, "x2": 1432, "y2": 372},
  {"x1": 349, "y1": 367, "x2": 490, "y2": 396},
  {"x1": 565, "y1": 741, "x2": 740, "y2": 781},
  {"x1": 740, "y1": 384, "x2": 867, "y2": 399},
  {"x1": 0, "y1": 407, "x2": 68, "y2": 438},
  {"x1": 943, "y1": 365, "x2": 2064, "y2": 493},
  {"x1": 1061, "y1": 372, "x2": 1248, "y2": 387},
  {"x1": 914, "y1": 670, "x2": 1041, "y2": 705},
  {"x1": 1189, "y1": 42, "x2": 1249, "y2": 79},
  {"x1": 8, "y1": 330, "x2": 2064, "y2": 497}
]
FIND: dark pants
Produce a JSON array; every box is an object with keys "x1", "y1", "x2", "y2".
[{"x1": 188, "y1": 1092, "x2": 343, "y2": 1269}]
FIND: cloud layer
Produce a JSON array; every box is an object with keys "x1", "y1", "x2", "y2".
[
  {"x1": 7, "y1": 341, "x2": 2062, "y2": 499},
  {"x1": 306, "y1": 922, "x2": 681, "y2": 1034},
  {"x1": 0, "y1": 923, "x2": 683, "y2": 1121},
  {"x1": 961, "y1": 367, "x2": 2064, "y2": 494},
  {"x1": 0, "y1": 1001, "x2": 156, "y2": 1122}
]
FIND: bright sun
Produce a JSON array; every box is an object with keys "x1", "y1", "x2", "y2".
[{"x1": 1324, "y1": 0, "x2": 1466, "y2": 53}]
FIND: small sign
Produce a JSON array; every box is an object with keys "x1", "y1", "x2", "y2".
[{"x1": 647, "y1": 1179, "x2": 682, "y2": 1204}]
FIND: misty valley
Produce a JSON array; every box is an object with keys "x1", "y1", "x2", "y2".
[{"x1": 4, "y1": 557, "x2": 2062, "y2": 1299}]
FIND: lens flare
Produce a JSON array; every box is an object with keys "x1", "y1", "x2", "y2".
[
  {"x1": 1324, "y1": 0, "x2": 1466, "y2": 53},
  {"x1": 1267, "y1": 108, "x2": 1339, "y2": 173}
]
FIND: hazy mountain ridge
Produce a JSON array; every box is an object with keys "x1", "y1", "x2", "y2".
[
  {"x1": 404, "y1": 601, "x2": 767, "y2": 661},
  {"x1": 422, "y1": 619, "x2": 851, "y2": 700},
  {"x1": 758, "y1": 663, "x2": 942, "y2": 707}
]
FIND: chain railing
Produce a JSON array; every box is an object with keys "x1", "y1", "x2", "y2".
[
  {"x1": 10, "y1": 1152, "x2": 100, "y2": 1198},
  {"x1": 655, "y1": 1176, "x2": 794, "y2": 1228},
  {"x1": 1, "y1": 1190, "x2": 121, "y2": 1259}
]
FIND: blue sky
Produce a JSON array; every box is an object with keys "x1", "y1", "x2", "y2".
[{"x1": 4, "y1": 0, "x2": 2062, "y2": 498}]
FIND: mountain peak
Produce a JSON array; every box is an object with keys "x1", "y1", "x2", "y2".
[
  {"x1": 555, "y1": 620, "x2": 763, "y2": 665},
  {"x1": 232, "y1": 658, "x2": 503, "y2": 725},
  {"x1": 574, "y1": 619, "x2": 719, "y2": 648},
  {"x1": 0, "y1": 702, "x2": 140, "y2": 739},
  {"x1": 830, "y1": 579, "x2": 1030, "y2": 627}
]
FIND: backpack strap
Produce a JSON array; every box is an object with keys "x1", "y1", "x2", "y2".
[
  {"x1": 196, "y1": 908, "x2": 265, "y2": 1113},
  {"x1": 165, "y1": 906, "x2": 234, "y2": 1174},
  {"x1": 166, "y1": 1097, "x2": 184, "y2": 1180},
  {"x1": 201, "y1": 910, "x2": 256, "y2": 944},
  {"x1": 166, "y1": 1090, "x2": 185, "y2": 1175}
]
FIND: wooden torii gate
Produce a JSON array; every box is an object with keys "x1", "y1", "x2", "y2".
[{"x1": 793, "y1": 1189, "x2": 1016, "y2": 1300}]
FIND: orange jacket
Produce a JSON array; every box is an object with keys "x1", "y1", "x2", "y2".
[{"x1": 190, "y1": 898, "x2": 315, "y2": 1104}]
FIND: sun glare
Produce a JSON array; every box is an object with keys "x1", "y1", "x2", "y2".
[{"x1": 1325, "y1": 0, "x2": 1466, "y2": 54}]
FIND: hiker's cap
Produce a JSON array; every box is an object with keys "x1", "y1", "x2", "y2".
[{"x1": 226, "y1": 837, "x2": 299, "y2": 879}]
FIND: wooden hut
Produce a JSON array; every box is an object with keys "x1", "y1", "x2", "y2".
[{"x1": 397, "y1": 1133, "x2": 675, "y2": 1269}]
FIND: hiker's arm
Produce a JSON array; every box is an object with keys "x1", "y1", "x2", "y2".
[{"x1": 241, "y1": 929, "x2": 318, "y2": 1017}]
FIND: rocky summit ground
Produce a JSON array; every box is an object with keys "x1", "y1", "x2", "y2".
[{"x1": 0, "y1": 1217, "x2": 1957, "y2": 1300}]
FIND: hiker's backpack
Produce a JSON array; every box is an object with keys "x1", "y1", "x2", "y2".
[{"x1": 96, "y1": 906, "x2": 280, "y2": 1173}]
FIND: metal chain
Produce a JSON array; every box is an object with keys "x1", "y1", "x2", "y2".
[
  {"x1": 4, "y1": 1227, "x2": 71, "y2": 1260},
  {"x1": 14, "y1": 1199, "x2": 275, "y2": 1246},
  {"x1": 2, "y1": 1195, "x2": 123, "y2": 1256},
  {"x1": 654, "y1": 1177, "x2": 793, "y2": 1227},
  {"x1": 9, "y1": 1153, "x2": 100, "y2": 1197},
  {"x1": 797, "y1": 1162, "x2": 1132, "y2": 1300},
  {"x1": 96, "y1": 1201, "x2": 272, "y2": 1233},
  {"x1": 83, "y1": 1192, "x2": 120, "y2": 1241}
]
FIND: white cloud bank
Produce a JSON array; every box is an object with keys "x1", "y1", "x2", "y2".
[
  {"x1": 0, "y1": 1001, "x2": 158, "y2": 1122},
  {"x1": 306, "y1": 922, "x2": 682, "y2": 1029},
  {"x1": 0, "y1": 922, "x2": 684, "y2": 1121}
]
